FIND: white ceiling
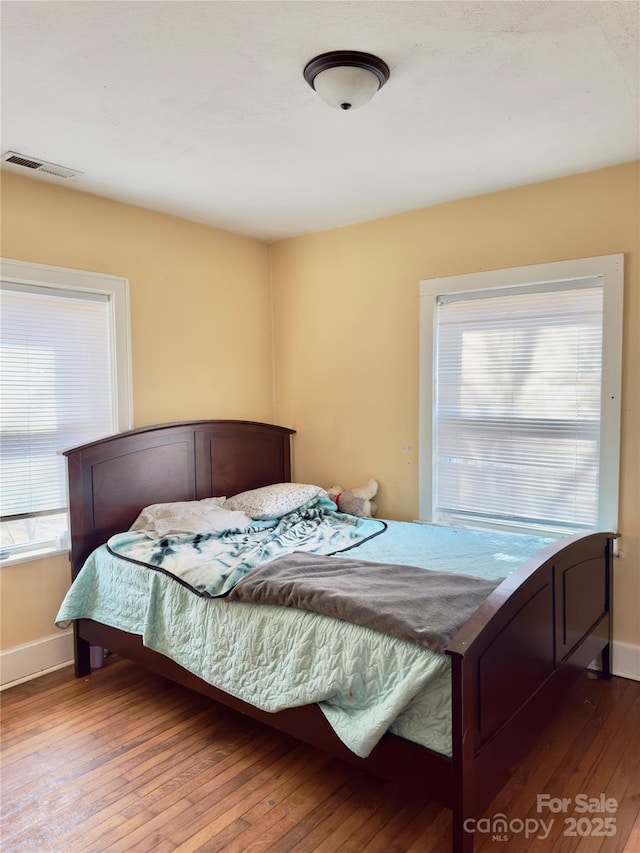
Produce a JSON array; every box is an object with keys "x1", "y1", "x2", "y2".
[{"x1": 2, "y1": 1, "x2": 638, "y2": 243}]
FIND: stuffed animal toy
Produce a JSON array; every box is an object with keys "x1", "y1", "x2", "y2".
[{"x1": 327, "y1": 479, "x2": 378, "y2": 517}]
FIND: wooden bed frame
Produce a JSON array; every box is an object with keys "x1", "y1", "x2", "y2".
[{"x1": 63, "y1": 419, "x2": 614, "y2": 853}]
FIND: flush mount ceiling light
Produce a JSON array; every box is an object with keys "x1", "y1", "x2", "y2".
[{"x1": 303, "y1": 50, "x2": 390, "y2": 111}]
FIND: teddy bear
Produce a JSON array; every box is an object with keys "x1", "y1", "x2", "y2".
[{"x1": 327, "y1": 479, "x2": 378, "y2": 518}]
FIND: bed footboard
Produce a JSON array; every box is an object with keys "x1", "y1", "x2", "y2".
[{"x1": 446, "y1": 531, "x2": 613, "y2": 852}]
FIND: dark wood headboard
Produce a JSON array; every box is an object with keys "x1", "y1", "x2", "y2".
[{"x1": 63, "y1": 420, "x2": 295, "y2": 575}]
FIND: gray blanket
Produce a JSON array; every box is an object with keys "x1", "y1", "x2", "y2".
[{"x1": 226, "y1": 552, "x2": 503, "y2": 653}]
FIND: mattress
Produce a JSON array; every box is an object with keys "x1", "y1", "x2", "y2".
[{"x1": 56, "y1": 518, "x2": 554, "y2": 758}]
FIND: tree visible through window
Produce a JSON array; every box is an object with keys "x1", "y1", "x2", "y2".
[{"x1": 419, "y1": 256, "x2": 623, "y2": 536}]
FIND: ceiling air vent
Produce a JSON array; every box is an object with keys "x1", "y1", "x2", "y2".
[{"x1": 2, "y1": 151, "x2": 83, "y2": 180}]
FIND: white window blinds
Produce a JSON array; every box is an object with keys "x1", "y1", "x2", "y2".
[
  {"x1": 0, "y1": 286, "x2": 115, "y2": 520},
  {"x1": 434, "y1": 281, "x2": 604, "y2": 532}
]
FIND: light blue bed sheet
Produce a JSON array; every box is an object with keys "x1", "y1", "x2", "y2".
[
  {"x1": 338, "y1": 521, "x2": 556, "y2": 579},
  {"x1": 55, "y1": 521, "x2": 555, "y2": 758}
]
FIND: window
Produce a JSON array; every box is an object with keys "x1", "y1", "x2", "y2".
[
  {"x1": 0, "y1": 259, "x2": 132, "y2": 561},
  {"x1": 419, "y1": 255, "x2": 623, "y2": 535}
]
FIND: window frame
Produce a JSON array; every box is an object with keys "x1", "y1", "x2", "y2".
[
  {"x1": 0, "y1": 258, "x2": 133, "y2": 563},
  {"x1": 419, "y1": 254, "x2": 623, "y2": 535}
]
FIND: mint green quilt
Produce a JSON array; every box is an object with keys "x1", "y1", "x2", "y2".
[
  {"x1": 56, "y1": 545, "x2": 452, "y2": 757},
  {"x1": 56, "y1": 516, "x2": 553, "y2": 758}
]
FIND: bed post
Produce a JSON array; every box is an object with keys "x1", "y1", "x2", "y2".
[
  {"x1": 597, "y1": 535, "x2": 614, "y2": 680},
  {"x1": 73, "y1": 622, "x2": 91, "y2": 677},
  {"x1": 450, "y1": 651, "x2": 475, "y2": 853}
]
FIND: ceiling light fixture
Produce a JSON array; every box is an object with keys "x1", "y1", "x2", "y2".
[{"x1": 303, "y1": 50, "x2": 390, "y2": 111}]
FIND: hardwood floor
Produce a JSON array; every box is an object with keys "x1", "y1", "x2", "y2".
[{"x1": 1, "y1": 658, "x2": 638, "y2": 852}]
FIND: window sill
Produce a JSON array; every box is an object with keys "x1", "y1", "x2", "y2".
[{"x1": 0, "y1": 546, "x2": 69, "y2": 568}]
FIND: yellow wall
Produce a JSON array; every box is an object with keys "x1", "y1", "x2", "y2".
[
  {"x1": 271, "y1": 161, "x2": 640, "y2": 650},
  {"x1": 0, "y1": 554, "x2": 71, "y2": 652},
  {"x1": 1, "y1": 171, "x2": 273, "y2": 651},
  {"x1": 2, "y1": 163, "x2": 639, "y2": 660}
]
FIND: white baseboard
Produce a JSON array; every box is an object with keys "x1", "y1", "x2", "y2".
[
  {"x1": 0, "y1": 631, "x2": 74, "y2": 689},
  {"x1": 0, "y1": 632, "x2": 637, "y2": 691},
  {"x1": 612, "y1": 640, "x2": 640, "y2": 681}
]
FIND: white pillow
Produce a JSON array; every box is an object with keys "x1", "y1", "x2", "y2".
[
  {"x1": 130, "y1": 497, "x2": 252, "y2": 538},
  {"x1": 223, "y1": 483, "x2": 325, "y2": 520}
]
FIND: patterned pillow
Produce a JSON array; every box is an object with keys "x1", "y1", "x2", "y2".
[{"x1": 224, "y1": 483, "x2": 326, "y2": 520}]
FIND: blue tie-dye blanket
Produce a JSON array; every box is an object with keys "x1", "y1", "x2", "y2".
[{"x1": 107, "y1": 496, "x2": 385, "y2": 597}]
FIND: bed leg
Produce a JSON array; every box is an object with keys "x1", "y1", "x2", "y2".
[
  {"x1": 452, "y1": 810, "x2": 474, "y2": 853},
  {"x1": 599, "y1": 643, "x2": 612, "y2": 680},
  {"x1": 74, "y1": 622, "x2": 91, "y2": 677}
]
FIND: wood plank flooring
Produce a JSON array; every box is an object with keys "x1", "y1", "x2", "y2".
[{"x1": 1, "y1": 658, "x2": 638, "y2": 852}]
